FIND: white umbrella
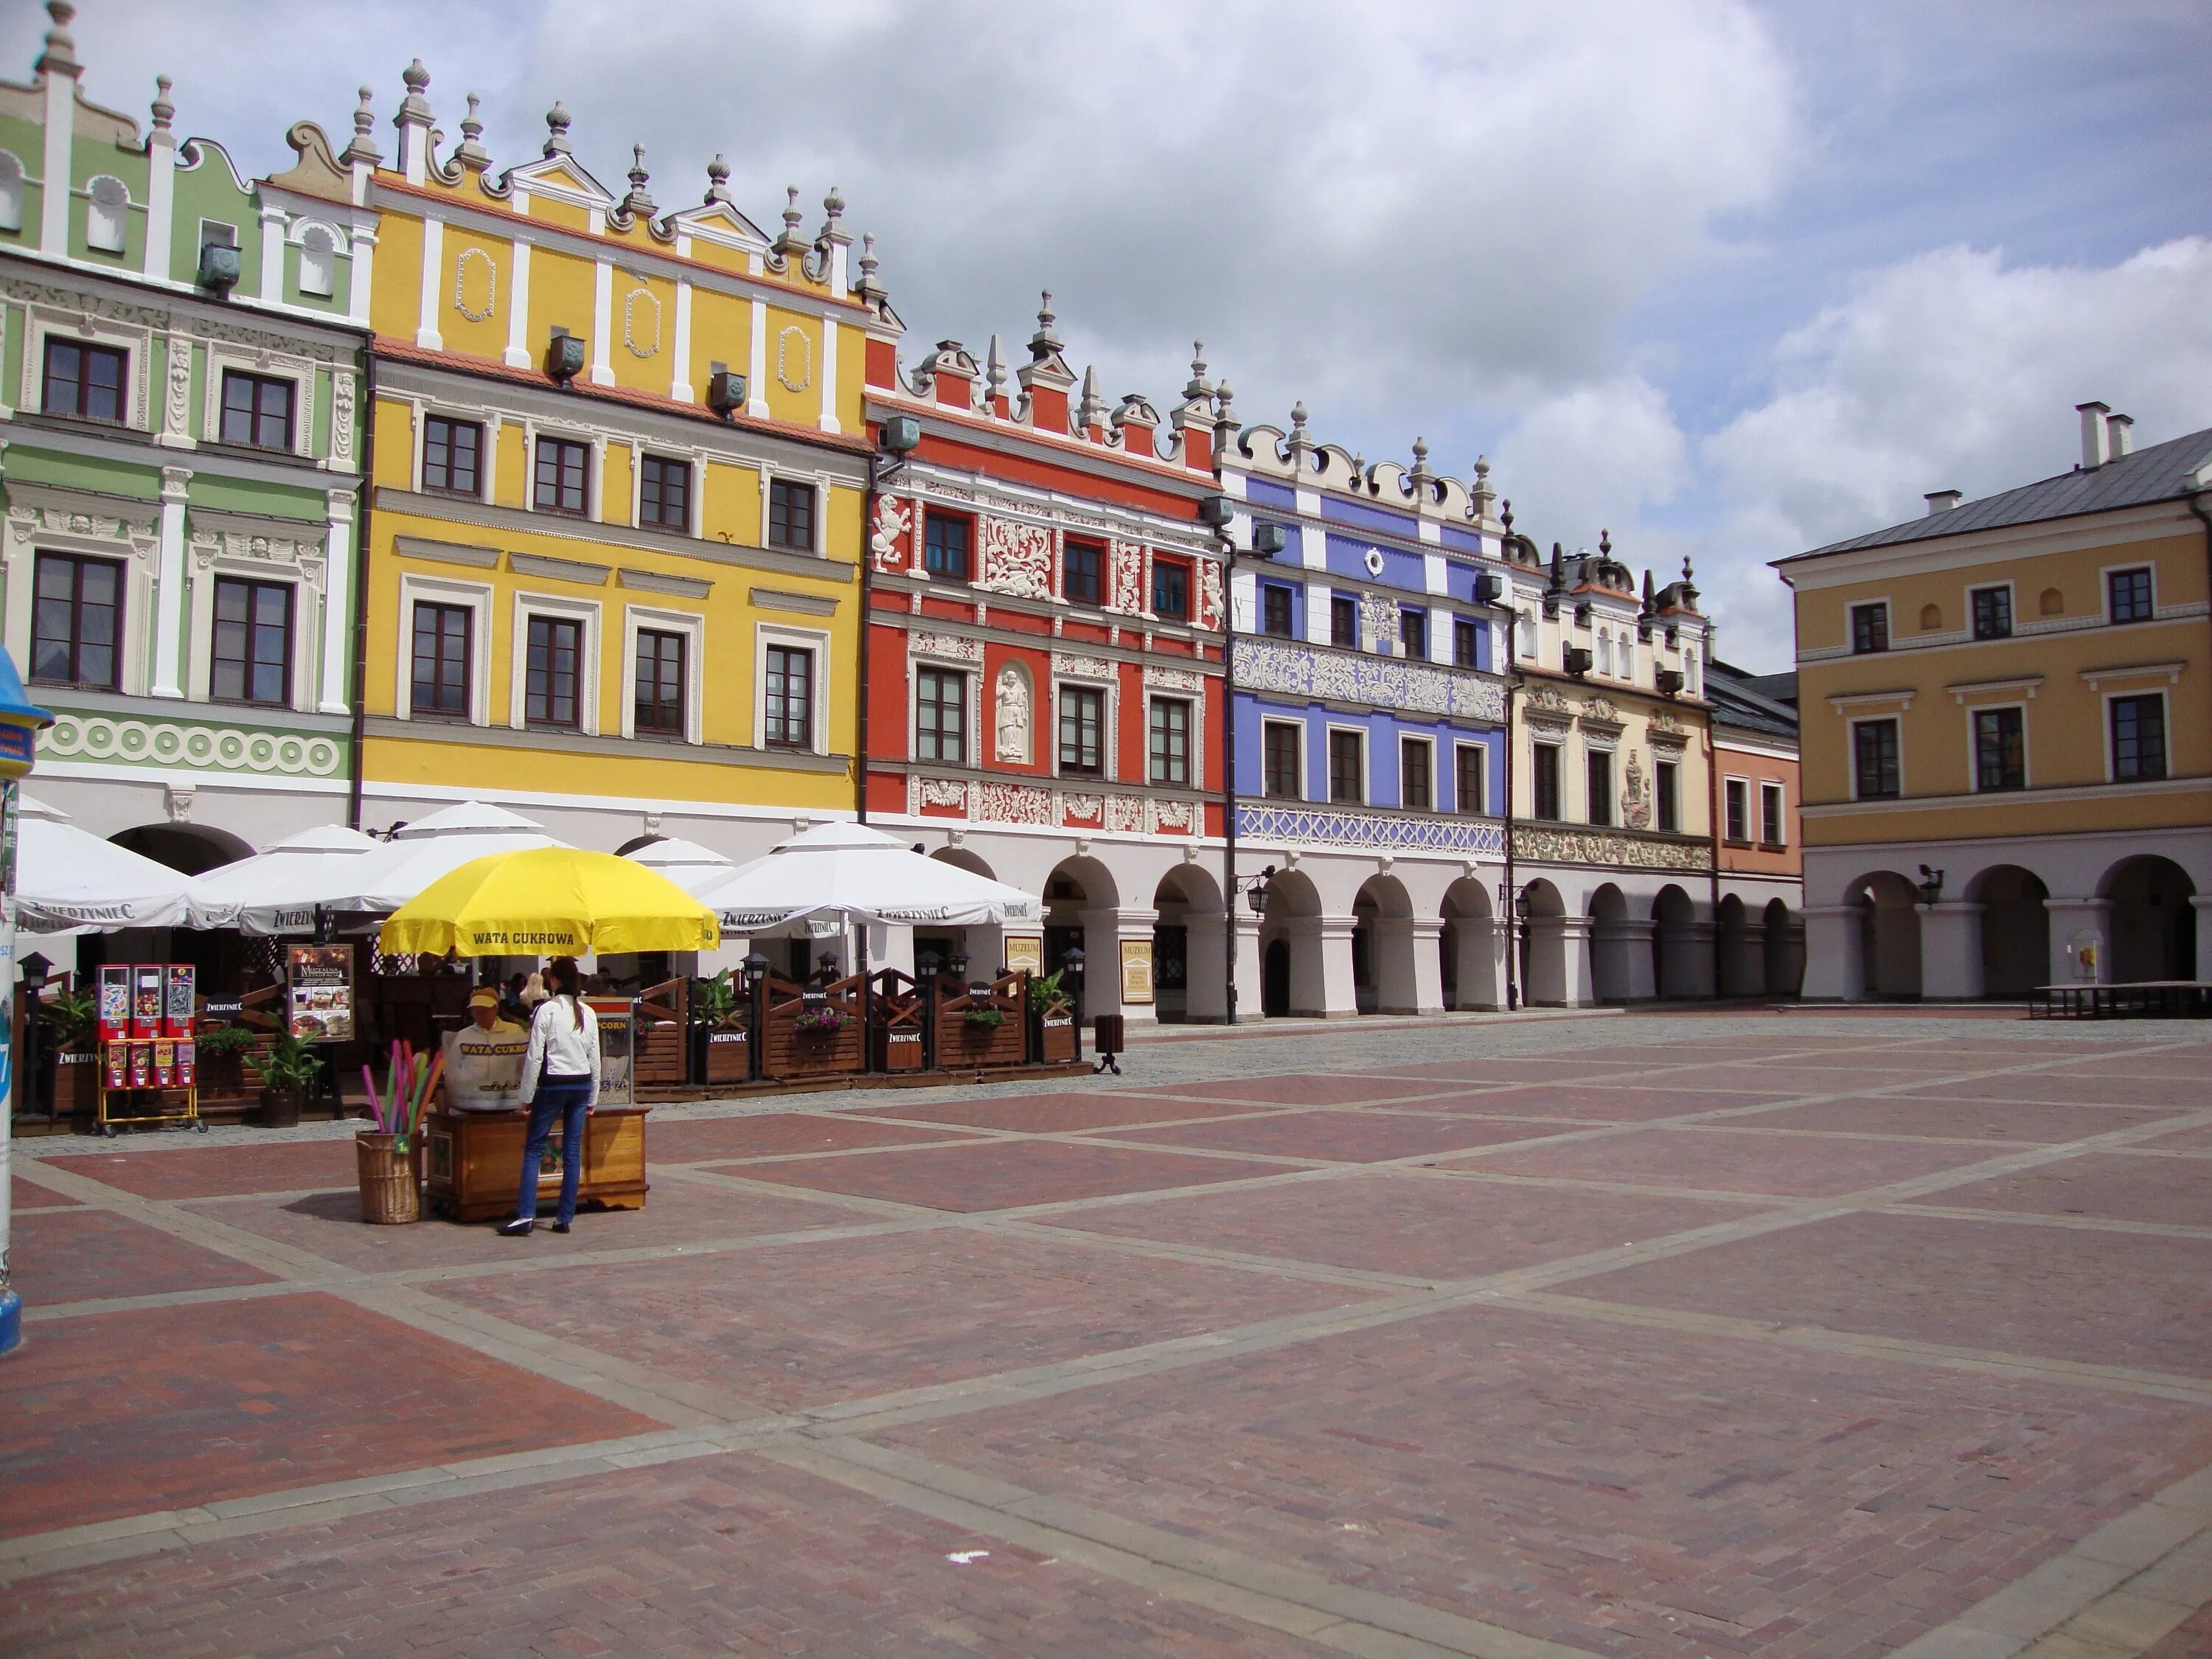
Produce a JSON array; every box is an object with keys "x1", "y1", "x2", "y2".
[
  {"x1": 325, "y1": 801, "x2": 567, "y2": 914},
  {"x1": 13, "y1": 795, "x2": 195, "y2": 933},
  {"x1": 621, "y1": 836, "x2": 735, "y2": 897},
  {"x1": 187, "y1": 824, "x2": 380, "y2": 934},
  {"x1": 692, "y1": 822, "x2": 1042, "y2": 931}
]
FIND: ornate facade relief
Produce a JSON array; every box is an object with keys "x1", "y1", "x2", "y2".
[
  {"x1": 976, "y1": 516, "x2": 1052, "y2": 599},
  {"x1": 163, "y1": 335, "x2": 193, "y2": 439},
  {"x1": 330, "y1": 372, "x2": 357, "y2": 467},
  {"x1": 1195, "y1": 558, "x2": 1225, "y2": 632},
  {"x1": 40, "y1": 712, "x2": 343, "y2": 779},
  {"x1": 1238, "y1": 637, "x2": 1503, "y2": 722},
  {"x1": 1358, "y1": 590, "x2": 1399, "y2": 653},
  {"x1": 1237, "y1": 801, "x2": 1503, "y2": 857},
  {"x1": 1107, "y1": 538, "x2": 1146, "y2": 615},
  {"x1": 1621, "y1": 750, "x2": 1651, "y2": 829},
  {"x1": 1141, "y1": 664, "x2": 1203, "y2": 694},
  {"x1": 1512, "y1": 822, "x2": 1710, "y2": 873},
  {"x1": 978, "y1": 780, "x2": 1056, "y2": 825},
  {"x1": 992, "y1": 661, "x2": 1032, "y2": 763},
  {"x1": 453, "y1": 248, "x2": 497, "y2": 321},
  {"x1": 871, "y1": 495, "x2": 911, "y2": 571},
  {"x1": 1050, "y1": 650, "x2": 1116, "y2": 682},
  {"x1": 909, "y1": 630, "x2": 982, "y2": 664}
]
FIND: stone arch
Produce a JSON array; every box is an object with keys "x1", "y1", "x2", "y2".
[
  {"x1": 1152, "y1": 862, "x2": 1225, "y2": 1023},
  {"x1": 111, "y1": 822, "x2": 251, "y2": 876},
  {"x1": 931, "y1": 845, "x2": 995, "y2": 880},
  {"x1": 1588, "y1": 883, "x2": 1634, "y2": 1004},
  {"x1": 1850, "y1": 870, "x2": 1924, "y2": 999},
  {"x1": 1650, "y1": 883, "x2": 1703, "y2": 1000},
  {"x1": 1259, "y1": 866, "x2": 1324, "y2": 1017},
  {"x1": 1440, "y1": 877, "x2": 1499, "y2": 1010},
  {"x1": 1762, "y1": 898, "x2": 1802, "y2": 996},
  {"x1": 2101, "y1": 855, "x2": 2197, "y2": 982},
  {"x1": 1044, "y1": 855, "x2": 1124, "y2": 1016},
  {"x1": 1520, "y1": 878, "x2": 1571, "y2": 1007},
  {"x1": 1715, "y1": 893, "x2": 1759, "y2": 998},
  {"x1": 1966, "y1": 864, "x2": 2049, "y2": 998},
  {"x1": 1352, "y1": 872, "x2": 1416, "y2": 1015}
]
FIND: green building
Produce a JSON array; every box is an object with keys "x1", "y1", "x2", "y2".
[{"x1": 0, "y1": 1, "x2": 370, "y2": 888}]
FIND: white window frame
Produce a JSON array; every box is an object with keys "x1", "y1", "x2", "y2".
[
  {"x1": 2101, "y1": 560, "x2": 2157, "y2": 625},
  {"x1": 1966, "y1": 578, "x2": 2015, "y2": 641},
  {"x1": 1722, "y1": 773, "x2": 1751, "y2": 844},
  {"x1": 1147, "y1": 693, "x2": 1197, "y2": 787},
  {"x1": 1965, "y1": 699, "x2": 2030, "y2": 793},
  {"x1": 620, "y1": 603, "x2": 704, "y2": 743},
  {"x1": 754, "y1": 621, "x2": 829, "y2": 754},
  {"x1": 414, "y1": 401, "x2": 495, "y2": 503},
  {"x1": 1584, "y1": 742, "x2": 1615, "y2": 827},
  {"x1": 634, "y1": 449, "x2": 699, "y2": 538},
  {"x1": 1847, "y1": 713, "x2": 1905, "y2": 802},
  {"x1": 9, "y1": 518, "x2": 159, "y2": 698},
  {"x1": 191, "y1": 566, "x2": 310, "y2": 712},
  {"x1": 1453, "y1": 740, "x2": 1488, "y2": 815},
  {"x1": 1653, "y1": 755, "x2": 1681, "y2": 833},
  {"x1": 510, "y1": 591, "x2": 602, "y2": 734},
  {"x1": 1759, "y1": 779, "x2": 1786, "y2": 846},
  {"x1": 1531, "y1": 737, "x2": 1565, "y2": 820},
  {"x1": 26, "y1": 313, "x2": 145, "y2": 429},
  {"x1": 394, "y1": 572, "x2": 493, "y2": 726},
  {"x1": 1259, "y1": 716, "x2": 1304, "y2": 800},
  {"x1": 1846, "y1": 597, "x2": 1891, "y2": 656},
  {"x1": 911, "y1": 658, "x2": 976, "y2": 767},
  {"x1": 527, "y1": 426, "x2": 602, "y2": 518},
  {"x1": 206, "y1": 351, "x2": 313, "y2": 459},
  {"x1": 1397, "y1": 732, "x2": 1434, "y2": 811},
  {"x1": 1324, "y1": 722, "x2": 1368, "y2": 806},
  {"x1": 762, "y1": 472, "x2": 822, "y2": 556},
  {"x1": 1050, "y1": 673, "x2": 1116, "y2": 781},
  {"x1": 2101, "y1": 687, "x2": 2171, "y2": 784}
]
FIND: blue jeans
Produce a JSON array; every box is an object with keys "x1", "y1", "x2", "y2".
[{"x1": 516, "y1": 1079, "x2": 591, "y2": 1225}]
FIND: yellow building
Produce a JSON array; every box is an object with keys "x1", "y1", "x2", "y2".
[
  {"x1": 1778, "y1": 403, "x2": 2211, "y2": 999},
  {"x1": 331, "y1": 67, "x2": 874, "y2": 861}
]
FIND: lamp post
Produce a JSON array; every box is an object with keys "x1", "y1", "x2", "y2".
[
  {"x1": 1201, "y1": 494, "x2": 1280, "y2": 1026},
  {"x1": 857, "y1": 413, "x2": 922, "y2": 825},
  {"x1": 17, "y1": 952, "x2": 50, "y2": 1127},
  {"x1": 1917, "y1": 866, "x2": 1946, "y2": 908},
  {"x1": 0, "y1": 645, "x2": 55, "y2": 1357}
]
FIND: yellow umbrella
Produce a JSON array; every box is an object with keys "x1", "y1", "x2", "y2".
[{"x1": 377, "y1": 846, "x2": 720, "y2": 958}]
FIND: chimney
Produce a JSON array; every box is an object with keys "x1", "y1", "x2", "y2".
[
  {"x1": 2107, "y1": 412, "x2": 2134, "y2": 459},
  {"x1": 2077, "y1": 400, "x2": 2111, "y2": 469},
  {"x1": 1925, "y1": 490, "x2": 1962, "y2": 515}
]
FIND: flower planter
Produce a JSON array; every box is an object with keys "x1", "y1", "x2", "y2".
[
  {"x1": 49, "y1": 1048, "x2": 100, "y2": 1116},
  {"x1": 356, "y1": 1131, "x2": 421, "y2": 1225},
  {"x1": 260, "y1": 1087, "x2": 304, "y2": 1130}
]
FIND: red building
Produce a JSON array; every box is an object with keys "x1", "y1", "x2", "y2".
[{"x1": 858, "y1": 289, "x2": 1230, "y2": 1023}]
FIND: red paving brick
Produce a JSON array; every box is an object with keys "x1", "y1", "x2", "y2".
[
  {"x1": 0, "y1": 1453, "x2": 1331, "y2": 1659},
  {"x1": 45, "y1": 1139, "x2": 357, "y2": 1200},
  {"x1": 2143, "y1": 1599, "x2": 2212, "y2": 1658},
  {"x1": 727, "y1": 1136, "x2": 1299, "y2": 1211},
  {"x1": 1733, "y1": 1093, "x2": 2175, "y2": 1143},
  {"x1": 1040, "y1": 1170, "x2": 1772, "y2": 1279},
  {"x1": 1889, "y1": 1073, "x2": 2212, "y2": 1108},
  {"x1": 1907, "y1": 1151, "x2": 2212, "y2": 1228},
  {"x1": 9, "y1": 1173, "x2": 78, "y2": 1210},
  {"x1": 2034, "y1": 1048, "x2": 2212, "y2": 1081},
  {"x1": 652, "y1": 1110, "x2": 978, "y2": 1161},
  {"x1": 1560, "y1": 1208, "x2": 2212, "y2": 1377},
  {"x1": 1416, "y1": 1082, "x2": 1796, "y2": 1120},
  {"x1": 184, "y1": 1177, "x2": 859, "y2": 1273},
  {"x1": 886, "y1": 1301, "x2": 2212, "y2": 1659},
  {"x1": 10, "y1": 1207, "x2": 274, "y2": 1305},
  {"x1": 1126, "y1": 1071, "x2": 1466, "y2": 1105},
  {"x1": 1450, "y1": 1124, "x2": 2005, "y2": 1197},
  {"x1": 0, "y1": 1293, "x2": 657, "y2": 1538},
  {"x1": 841, "y1": 1090, "x2": 1281, "y2": 1133},
  {"x1": 1368, "y1": 1055, "x2": 1659, "y2": 1085},
  {"x1": 2142, "y1": 1123, "x2": 2212, "y2": 1152},
  {"x1": 1099, "y1": 1108, "x2": 1568, "y2": 1162},
  {"x1": 428, "y1": 1228, "x2": 1371, "y2": 1412}
]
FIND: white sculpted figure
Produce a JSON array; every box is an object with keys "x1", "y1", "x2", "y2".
[{"x1": 994, "y1": 664, "x2": 1031, "y2": 762}]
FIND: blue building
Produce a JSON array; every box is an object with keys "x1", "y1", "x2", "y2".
[{"x1": 1214, "y1": 402, "x2": 1510, "y2": 1018}]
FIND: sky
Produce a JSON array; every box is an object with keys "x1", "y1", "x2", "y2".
[{"x1": 13, "y1": 0, "x2": 2210, "y2": 670}]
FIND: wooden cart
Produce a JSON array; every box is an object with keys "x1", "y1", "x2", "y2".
[{"x1": 423, "y1": 1106, "x2": 650, "y2": 1222}]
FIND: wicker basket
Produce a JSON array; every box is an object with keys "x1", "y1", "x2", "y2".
[{"x1": 356, "y1": 1132, "x2": 422, "y2": 1225}]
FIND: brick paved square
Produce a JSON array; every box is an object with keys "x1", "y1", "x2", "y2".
[
  {"x1": 1907, "y1": 1150, "x2": 2212, "y2": 1228},
  {"x1": 1127, "y1": 1071, "x2": 1464, "y2": 1105},
  {"x1": 1559, "y1": 1208, "x2": 2212, "y2": 1376},
  {"x1": 2144, "y1": 1599, "x2": 2212, "y2": 1658},
  {"x1": 726, "y1": 1137, "x2": 1300, "y2": 1211},
  {"x1": 1447, "y1": 1124, "x2": 2005, "y2": 1196},
  {"x1": 2141, "y1": 1123, "x2": 2212, "y2": 1152},
  {"x1": 1414, "y1": 1082, "x2": 1798, "y2": 1120},
  {"x1": 9, "y1": 1173, "x2": 78, "y2": 1210},
  {"x1": 44, "y1": 1139, "x2": 357, "y2": 1200},
  {"x1": 1098, "y1": 1108, "x2": 1568, "y2": 1162},
  {"x1": 1368, "y1": 1055, "x2": 1659, "y2": 1085},
  {"x1": 1705, "y1": 1060, "x2": 1939, "y2": 1091},
  {"x1": 1732, "y1": 1093, "x2": 2176, "y2": 1142},
  {"x1": 2031, "y1": 1049, "x2": 2212, "y2": 1081},
  {"x1": 0, "y1": 1293, "x2": 658, "y2": 1538},
  {"x1": 0, "y1": 1453, "x2": 1331, "y2": 1659},
  {"x1": 1889, "y1": 1072, "x2": 2212, "y2": 1108},
  {"x1": 842, "y1": 1089, "x2": 1281, "y2": 1133},
  {"x1": 1040, "y1": 1169, "x2": 1772, "y2": 1279},
  {"x1": 10, "y1": 1207, "x2": 275, "y2": 1305},
  {"x1": 653, "y1": 1110, "x2": 980, "y2": 1162},
  {"x1": 885, "y1": 1301, "x2": 2212, "y2": 1659},
  {"x1": 428, "y1": 1228, "x2": 1371, "y2": 1411}
]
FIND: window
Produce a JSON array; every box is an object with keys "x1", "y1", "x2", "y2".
[
  {"x1": 525, "y1": 616, "x2": 583, "y2": 728},
  {"x1": 2111, "y1": 694, "x2": 2167, "y2": 782},
  {"x1": 633, "y1": 627, "x2": 686, "y2": 736},
  {"x1": 1149, "y1": 698, "x2": 1192, "y2": 786},
  {"x1": 1971, "y1": 585, "x2": 2012, "y2": 641},
  {"x1": 641, "y1": 456, "x2": 692, "y2": 532},
  {"x1": 1058, "y1": 685, "x2": 1104, "y2": 775},
  {"x1": 2108, "y1": 566, "x2": 2154, "y2": 624},
  {"x1": 220, "y1": 370, "x2": 295, "y2": 450},
  {"x1": 1455, "y1": 744, "x2": 1486, "y2": 815},
  {"x1": 210, "y1": 577, "x2": 292, "y2": 706},
  {"x1": 766, "y1": 478, "x2": 814, "y2": 550},
  {"x1": 1151, "y1": 557, "x2": 1189, "y2": 621},
  {"x1": 1531, "y1": 743, "x2": 1562, "y2": 821},
  {"x1": 1655, "y1": 759, "x2": 1680, "y2": 832},
  {"x1": 0, "y1": 150, "x2": 22, "y2": 233},
  {"x1": 763, "y1": 644, "x2": 814, "y2": 749},
  {"x1": 533, "y1": 436, "x2": 591, "y2": 516},
  {"x1": 29, "y1": 552, "x2": 122, "y2": 689},
  {"x1": 1399, "y1": 608, "x2": 1427, "y2": 661},
  {"x1": 410, "y1": 602, "x2": 471, "y2": 717},
  {"x1": 1328, "y1": 730, "x2": 1364, "y2": 804},
  {"x1": 86, "y1": 175, "x2": 128, "y2": 254},
  {"x1": 1330, "y1": 594, "x2": 1357, "y2": 649},
  {"x1": 1400, "y1": 737, "x2": 1432, "y2": 810},
  {"x1": 1850, "y1": 602, "x2": 1888, "y2": 654},
  {"x1": 41, "y1": 338, "x2": 127, "y2": 423},
  {"x1": 422, "y1": 415, "x2": 482, "y2": 497},
  {"x1": 923, "y1": 512, "x2": 970, "y2": 580},
  {"x1": 1724, "y1": 777, "x2": 1750, "y2": 843},
  {"x1": 914, "y1": 667, "x2": 967, "y2": 763},
  {"x1": 1854, "y1": 718, "x2": 1900, "y2": 799},
  {"x1": 1453, "y1": 617, "x2": 1481, "y2": 669},
  {"x1": 1261, "y1": 584, "x2": 1294, "y2": 639},
  {"x1": 1586, "y1": 749, "x2": 1613, "y2": 827},
  {"x1": 1760, "y1": 781, "x2": 1786, "y2": 846},
  {"x1": 1262, "y1": 721, "x2": 1301, "y2": 799},
  {"x1": 1063, "y1": 539, "x2": 1102, "y2": 605},
  {"x1": 1973, "y1": 706, "x2": 2025, "y2": 791},
  {"x1": 298, "y1": 226, "x2": 336, "y2": 297}
]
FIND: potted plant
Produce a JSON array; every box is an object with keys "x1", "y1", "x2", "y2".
[
  {"x1": 961, "y1": 1005, "x2": 1005, "y2": 1032},
  {"x1": 1030, "y1": 970, "x2": 1077, "y2": 1063},
  {"x1": 192, "y1": 1023, "x2": 259, "y2": 1100},
  {"x1": 691, "y1": 969, "x2": 750, "y2": 1084},
  {"x1": 793, "y1": 1004, "x2": 849, "y2": 1038},
  {"x1": 36, "y1": 987, "x2": 100, "y2": 1116},
  {"x1": 246, "y1": 1032, "x2": 321, "y2": 1128}
]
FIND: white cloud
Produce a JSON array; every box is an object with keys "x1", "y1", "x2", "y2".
[{"x1": 1488, "y1": 375, "x2": 1691, "y2": 552}]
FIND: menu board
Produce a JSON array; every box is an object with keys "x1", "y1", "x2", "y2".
[
  {"x1": 585, "y1": 997, "x2": 633, "y2": 1108},
  {"x1": 286, "y1": 945, "x2": 355, "y2": 1043}
]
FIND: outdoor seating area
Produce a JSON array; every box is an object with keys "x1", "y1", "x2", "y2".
[{"x1": 2030, "y1": 980, "x2": 2212, "y2": 1019}]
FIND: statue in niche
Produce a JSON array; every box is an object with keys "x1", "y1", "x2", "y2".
[
  {"x1": 1621, "y1": 749, "x2": 1652, "y2": 830},
  {"x1": 994, "y1": 664, "x2": 1031, "y2": 763}
]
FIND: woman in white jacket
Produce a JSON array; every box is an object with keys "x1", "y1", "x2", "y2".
[{"x1": 500, "y1": 956, "x2": 600, "y2": 1237}]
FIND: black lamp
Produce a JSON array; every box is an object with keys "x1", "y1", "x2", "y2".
[
  {"x1": 741, "y1": 950, "x2": 771, "y2": 991},
  {"x1": 1917, "y1": 866, "x2": 1945, "y2": 907},
  {"x1": 947, "y1": 950, "x2": 969, "y2": 981},
  {"x1": 817, "y1": 951, "x2": 839, "y2": 980},
  {"x1": 1244, "y1": 863, "x2": 1276, "y2": 914},
  {"x1": 917, "y1": 947, "x2": 942, "y2": 980},
  {"x1": 20, "y1": 951, "x2": 52, "y2": 995},
  {"x1": 19, "y1": 952, "x2": 52, "y2": 1122}
]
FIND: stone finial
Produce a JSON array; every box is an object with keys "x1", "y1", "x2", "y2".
[
  {"x1": 1500, "y1": 498, "x2": 1514, "y2": 533},
  {"x1": 397, "y1": 58, "x2": 433, "y2": 123},
  {"x1": 37, "y1": 1, "x2": 80, "y2": 77},
  {"x1": 1682, "y1": 555, "x2": 1694, "y2": 585},
  {"x1": 1077, "y1": 365, "x2": 1109, "y2": 429},
  {"x1": 985, "y1": 334, "x2": 1007, "y2": 399},
  {"x1": 854, "y1": 231, "x2": 885, "y2": 305},
  {"x1": 1029, "y1": 290, "x2": 1063, "y2": 361},
  {"x1": 1183, "y1": 341, "x2": 1211, "y2": 403},
  {"x1": 1474, "y1": 454, "x2": 1489, "y2": 482},
  {"x1": 1286, "y1": 400, "x2": 1312, "y2": 462},
  {"x1": 453, "y1": 92, "x2": 491, "y2": 170},
  {"x1": 543, "y1": 100, "x2": 573, "y2": 157},
  {"x1": 1548, "y1": 541, "x2": 1565, "y2": 588},
  {"x1": 1409, "y1": 435, "x2": 1433, "y2": 484},
  {"x1": 1599, "y1": 528, "x2": 1611, "y2": 557},
  {"x1": 1641, "y1": 568, "x2": 1656, "y2": 611},
  {"x1": 704, "y1": 153, "x2": 731, "y2": 204},
  {"x1": 1212, "y1": 378, "x2": 1237, "y2": 428},
  {"x1": 150, "y1": 74, "x2": 175, "y2": 132},
  {"x1": 821, "y1": 185, "x2": 846, "y2": 232},
  {"x1": 782, "y1": 186, "x2": 802, "y2": 232},
  {"x1": 621, "y1": 144, "x2": 653, "y2": 215},
  {"x1": 341, "y1": 84, "x2": 382, "y2": 167}
]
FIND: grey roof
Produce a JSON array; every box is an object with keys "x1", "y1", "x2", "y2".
[
  {"x1": 1706, "y1": 660, "x2": 1798, "y2": 742},
  {"x1": 1784, "y1": 425, "x2": 2212, "y2": 561},
  {"x1": 1739, "y1": 669, "x2": 1795, "y2": 709}
]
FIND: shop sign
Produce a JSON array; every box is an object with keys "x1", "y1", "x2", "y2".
[
  {"x1": 286, "y1": 945, "x2": 355, "y2": 1042},
  {"x1": 1119, "y1": 939, "x2": 1155, "y2": 1005}
]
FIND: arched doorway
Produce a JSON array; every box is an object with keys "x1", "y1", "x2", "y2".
[
  {"x1": 2103, "y1": 855, "x2": 2197, "y2": 982},
  {"x1": 100, "y1": 824, "x2": 259, "y2": 993},
  {"x1": 1439, "y1": 877, "x2": 1498, "y2": 1010},
  {"x1": 111, "y1": 822, "x2": 251, "y2": 875},
  {"x1": 1851, "y1": 872, "x2": 1923, "y2": 999},
  {"x1": 1520, "y1": 879, "x2": 1568, "y2": 1006},
  {"x1": 1969, "y1": 866, "x2": 2049, "y2": 998},
  {"x1": 1262, "y1": 939, "x2": 1292, "y2": 1017},
  {"x1": 1258, "y1": 866, "x2": 1324, "y2": 1016},
  {"x1": 1044, "y1": 855, "x2": 1123, "y2": 1018},
  {"x1": 1651, "y1": 885, "x2": 1699, "y2": 1000},
  {"x1": 1715, "y1": 894, "x2": 1756, "y2": 998},
  {"x1": 1153, "y1": 864, "x2": 1226, "y2": 1023},
  {"x1": 1588, "y1": 884, "x2": 1632, "y2": 1004},
  {"x1": 1762, "y1": 898, "x2": 1801, "y2": 996},
  {"x1": 1351, "y1": 873, "x2": 1414, "y2": 1014}
]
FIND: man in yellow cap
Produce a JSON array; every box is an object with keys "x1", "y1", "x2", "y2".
[{"x1": 443, "y1": 987, "x2": 528, "y2": 1111}]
